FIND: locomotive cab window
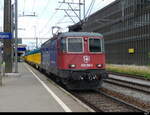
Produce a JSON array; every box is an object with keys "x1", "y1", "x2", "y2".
[
  {"x1": 60, "y1": 38, "x2": 67, "y2": 52},
  {"x1": 89, "y1": 38, "x2": 103, "y2": 53},
  {"x1": 67, "y1": 38, "x2": 83, "y2": 53}
]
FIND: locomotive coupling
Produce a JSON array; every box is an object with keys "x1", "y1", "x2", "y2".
[{"x1": 79, "y1": 73, "x2": 97, "y2": 81}]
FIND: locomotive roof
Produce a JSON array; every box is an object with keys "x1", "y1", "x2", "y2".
[
  {"x1": 41, "y1": 32, "x2": 103, "y2": 46},
  {"x1": 58, "y1": 32, "x2": 103, "y2": 38}
]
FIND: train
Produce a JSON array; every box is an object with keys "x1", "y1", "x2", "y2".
[{"x1": 24, "y1": 32, "x2": 108, "y2": 90}]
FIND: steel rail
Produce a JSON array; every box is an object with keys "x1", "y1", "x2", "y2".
[
  {"x1": 107, "y1": 77, "x2": 150, "y2": 88},
  {"x1": 108, "y1": 71, "x2": 150, "y2": 81},
  {"x1": 104, "y1": 79, "x2": 150, "y2": 94},
  {"x1": 95, "y1": 90, "x2": 149, "y2": 113},
  {"x1": 69, "y1": 91, "x2": 104, "y2": 112}
]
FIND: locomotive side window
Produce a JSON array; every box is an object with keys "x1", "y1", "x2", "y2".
[
  {"x1": 60, "y1": 38, "x2": 67, "y2": 52},
  {"x1": 89, "y1": 38, "x2": 103, "y2": 53},
  {"x1": 67, "y1": 38, "x2": 83, "y2": 53}
]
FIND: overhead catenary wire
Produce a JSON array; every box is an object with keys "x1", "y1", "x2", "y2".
[
  {"x1": 32, "y1": 0, "x2": 51, "y2": 39},
  {"x1": 38, "y1": 10, "x2": 59, "y2": 35},
  {"x1": 88, "y1": 0, "x2": 96, "y2": 17},
  {"x1": 20, "y1": 0, "x2": 38, "y2": 36},
  {"x1": 23, "y1": 0, "x2": 26, "y2": 14},
  {"x1": 55, "y1": 15, "x2": 66, "y2": 26},
  {"x1": 22, "y1": 0, "x2": 107, "y2": 38},
  {"x1": 39, "y1": 0, "x2": 51, "y2": 17},
  {"x1": 31, "y1": 0, "x2": 36, "y2": 13},
  {"x1": 40, "y1": 0, "x2": 86, "y2": 37},
  {"x1": 43, "y1": 14, "x2": 74, "y2": 37},
  {"x1": 39, "y1": 2, "x2": 63, "y2": 36},
  {"x1": 85, "y1": 0, "x2": 96, "y2": 18}
]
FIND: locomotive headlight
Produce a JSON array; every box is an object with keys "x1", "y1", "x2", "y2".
[
  {"x1": 69, "y1": 64, "x2": 76, "y2": 68},
  {"x1": 96, "y1": 64, "x2": 103, "y2": 68}
]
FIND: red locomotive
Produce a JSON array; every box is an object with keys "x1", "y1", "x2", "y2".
[
  {"x1": 25, "y1": 32, "x2": 108, "y2": 90},
  {"x1": 40, "y1": 32, "x2": 108, "y2": 90}
]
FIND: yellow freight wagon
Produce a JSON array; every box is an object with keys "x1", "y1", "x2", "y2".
[{"x1": 24, "y1": 49, "x2": 41, "y2": 68}]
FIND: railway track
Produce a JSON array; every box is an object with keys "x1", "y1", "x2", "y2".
[
  {"x1": 101, "y1": 73, "x2": 150, "y2": 112},
  {"x1": 108, "y1": 71, "x2": 150, "y2": 81},
  {"x1": 71, "y1": 90, "x2": 148, "y2": 112},
  {"x1": 46, "y1": 72, "x2": 150, "y2": 112},
  {"x1": 103, "y1": 77, "x2": 150, "y2": 94}
]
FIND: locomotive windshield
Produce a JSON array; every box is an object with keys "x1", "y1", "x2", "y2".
[
  {"x1": 89, "y1": 38, "x2": 104, "y2": 53},
  {"x1": 60, "y1": 38, "x2": 67, "y2": 52},
  {"x1": 67, "y1": 38, "x2": 83, "y2": 53}
]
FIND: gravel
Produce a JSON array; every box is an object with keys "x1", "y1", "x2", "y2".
[{"x1": 102, "y1": 82, "x2": 150, "y2": 111}]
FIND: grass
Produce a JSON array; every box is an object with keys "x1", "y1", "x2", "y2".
[{"x1": 106, "y1": 64, "x2": 150, "y2": 79}]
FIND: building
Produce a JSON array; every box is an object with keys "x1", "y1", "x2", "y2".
[{"x1": 69, "y1": 0, "x2": 150, "y2": 65}]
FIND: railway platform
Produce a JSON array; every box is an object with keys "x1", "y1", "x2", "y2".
[{"x1": 0, "y1": 63, "x2": 94, "y2": 112}]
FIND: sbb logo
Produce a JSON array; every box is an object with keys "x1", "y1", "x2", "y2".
[{"x1": 83, "y1": 56, "x2": 90, "y2": 63}]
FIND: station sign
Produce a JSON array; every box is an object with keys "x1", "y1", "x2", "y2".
[
  {"x1": 18, "y1": 48, "x2": 26, "y2": 51},
  {"x1": 0, "y1": 32, "x2": 12, "y2": 39}
]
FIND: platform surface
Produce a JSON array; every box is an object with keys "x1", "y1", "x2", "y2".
[{"x1": 0, "y1": 63, "x2": 94, "y2": 112}]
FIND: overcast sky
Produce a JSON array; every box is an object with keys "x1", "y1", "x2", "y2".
[{"x1": 0, "y1": 0, "x2": 115, "y2": 49}]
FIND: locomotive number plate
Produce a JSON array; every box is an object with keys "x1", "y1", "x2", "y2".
[{"x1": 81, "y1": 64, "x2": 93, "y2": 67}]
